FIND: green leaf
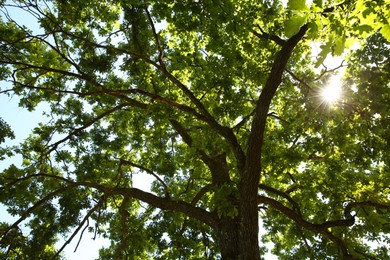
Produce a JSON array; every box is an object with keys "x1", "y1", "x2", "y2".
[
  {"x1": 285, "y1": 14, "x2": 308, "y2": 38},
  {"x1": 307, "y1": 19, "x2": 321, "y2": 39},
  {"x1": 315, "y1": 41, "x2": 332, "y2": 67},
  {"x1": 362, "y1": 7, "x2": 375, "y2": 18},
  {"x1": 287, "y1": 0, "x2": 308, "y2": 10},
  {"x1": 333, "y1": 35, "x2": 346, "y2": 56},
  {"x1": 380, "y1": 24, "x2": 390, "y2": 42},
  {"x1": 354, "y1": 24, "x2": 374, "y2": 34},
  {"x1": 0, "y1": 118, "x2": 14, "y2": 143}
]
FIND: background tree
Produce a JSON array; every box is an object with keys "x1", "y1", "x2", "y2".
[{"x1": 0, "y1": 0, "x2": 389, "y2": 259}]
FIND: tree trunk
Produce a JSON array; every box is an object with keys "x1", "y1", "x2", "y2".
[
  {"x1": 214, "y1": 179, "x2": 260, "y2": 259},
  {"x1": 238, "y1": 169, "x2": 261, "y2": 259},
  {"x1": 216, "y1": 216, "x2": 240, "y2": 259}
]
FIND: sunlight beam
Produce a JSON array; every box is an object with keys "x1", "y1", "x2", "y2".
[{"x1": 321, "y1": 75, "x2": 342, "y2": 104}]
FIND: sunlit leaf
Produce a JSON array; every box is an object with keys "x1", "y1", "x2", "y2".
[
  {"x1": 380, "y1": 24, "x2": 390, "y2": 42},
  {"x1": 285, "y1": 14, "x2": 308, "y2": 38},
  {"x1": 287, "y1": 0, "x2": 308, "y2": 11}
]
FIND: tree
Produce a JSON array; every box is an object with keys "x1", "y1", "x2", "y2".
[{"x1": 0, "y1": 0, "x2": 389, "y2": 259}]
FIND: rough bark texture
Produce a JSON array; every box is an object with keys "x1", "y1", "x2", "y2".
[
  {"x1": 216, "y1": 217, "x2": 240, "y2": 259},
  {"x1": 237, "y1": 24, "x2": 309, "y2": 259},
  {"x1": 238, "y1": 178, "x2": 261, "y2": 259}
]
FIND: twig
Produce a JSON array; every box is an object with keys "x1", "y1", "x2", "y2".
[
  {"x1": 314, "y1": 61, "x2": 345, "y2": 81},
  {"x1": 53, "y1": 196, "x2": 105, "y2": 259},
  {"x1": 119, "y1": 158, "x2": 171, "y2": 198},
  {"x1": 1, "y1": 186, "x2": 75, "y2": 244},
  {"x1": 285, "y1": 69, "x2": 313, "y2": 91},
  {"x1": 143, "y1": 7, "x2": 164, "y2": 64},
  {"x1": 252, "y1": 25, "x2": 286, "y2": 46},
  {"x1": 46, "y1": 104, "x2": 129, "y2": 154}
]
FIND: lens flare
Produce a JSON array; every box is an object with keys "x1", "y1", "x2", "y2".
[{"x1": 321, "y1": 76, "x2": 342, "y2": 103}]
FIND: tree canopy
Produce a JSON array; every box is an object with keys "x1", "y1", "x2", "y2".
[{"x1": 0, "y1": 0, "x2": 389, "y2": 259}]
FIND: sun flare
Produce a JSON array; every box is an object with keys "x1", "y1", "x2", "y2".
[{"x1": 321, "y1": 76, "x2": 342, "y2": 103}]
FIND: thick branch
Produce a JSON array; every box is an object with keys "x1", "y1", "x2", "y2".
[
  {"x1": 170, "y1": 119, "x2": 231, "y2": 184},
  {"x1": 257, "y1": 195, "x2": 353, "y2": 256},
  {"x1": 82, "y1": 183, "x2": 217, "y2": 229},
  {"x1": 252, "y1": 25, "x2": 286, "y2": 46},
  {"x1": 4, "y1": 173, "x2": 217, "y2": 229},
  {"x1": 246, "y1": 24, "x2": 309, "y2": 177}
]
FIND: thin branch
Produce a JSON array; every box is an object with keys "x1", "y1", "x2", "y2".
[
  {"x1": 321, "y1": 1, "x2": 346, "y2": 16},
  {"x1": 0, "y1": 59, "x2": 90, "y2": 83},
  {"x1": 191, "y1": 184, "x2": 213, "y2": 206},
  {"x1": 133, "y1": 89, "x2": 209, "y2": 121},
  {"x1": 58, "y1": 29, "x2": 163, "y2": 70},
  {"x1": 169, "y1": 119, "x2": 213, "y2": 166},
  {"x1": 119, "y1": 158, "x2": 170, "y2": 198},
  {"x1": 46, "y1": 103, "x2": 128, "y2": 154},
  {"x1": 74, "y1": 219, "x2": 89, "y2": 253},
  {"x1": 314, "y1": 61, "x2": 345, "y2": 81},
  {"x1": 257, "y1": 194, "x2": 352, "y2": 257},
  {"x1": 296, "y1": 225, "x2": 313, "y2": 257},
  {"x1": 285, "y1": 69, "x2": 313, "y2": 91},
  {"x1": 268, "y1": 112, "x2": 289, "y2": 124},
  {"x1": 1, "y1": 173, "x2": 73, "y2": 192},
  {"x1": 345, "y1": 201, "x2": 390, "y2": 218},
  {"x1": 259, "y1": 184, "x2": 301, "y2": 215},
  {"x1": 143, "y1": 6, "x2": 164, "y2": 63},
  {"x1": 3, "y1": 82, "x2": 207, "y2": 120},
  {"x1": 1, "y1": 186, "x2": 75, "y2": 241},
  {"x1": 252, "y1": 25, "x2": 287, "y2": 46},
  {"x1": 233, "y1": 108, "x2": 255, "y2": 130},
  {"x1": 170, "y1": 119, "x2": 231, "y2": 184},
  {"x1": 53, "y1": 196, "x2": 104, "y2": 259}
]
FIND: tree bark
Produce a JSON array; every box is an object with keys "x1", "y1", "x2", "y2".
[
  {"x1": 234, "y1": 25, "x2": 309, "y2": 260},
  {"x1": 216, "y1": 216, "x2": 240, "y2": 259},
  {"x1": 238, "y1": 169, "x2": 261, "y2": 259}
]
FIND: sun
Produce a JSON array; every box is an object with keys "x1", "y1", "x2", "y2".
[{"x1": 321, "y1": 76, "x2": 342, "y2": 104}]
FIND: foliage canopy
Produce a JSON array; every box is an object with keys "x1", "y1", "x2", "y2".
[{"x1": 0, "y1": 0, "x2": 389, "y2": 259}]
